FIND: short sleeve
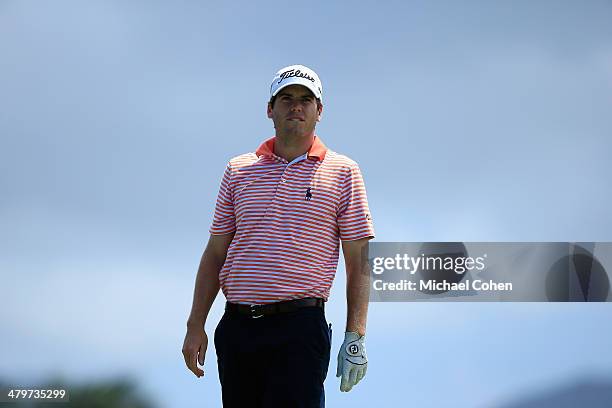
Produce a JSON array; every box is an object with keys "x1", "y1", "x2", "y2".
[
  {"x1": 209, "y1": 163, "x2": 236, "y2": 235},
  {"x1": 337, "y1": 163, "x2": 375, "y2": 241}
]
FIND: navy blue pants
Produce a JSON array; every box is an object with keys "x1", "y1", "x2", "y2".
[{"x1": 214, "y1": 306, "x2": 332, "y2": 408}]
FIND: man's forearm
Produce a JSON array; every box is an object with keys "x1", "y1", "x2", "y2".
[
  {"x1": 344, "y1": 239, "x2": 371, "y2": 336},
  {"x1": 346, "y1": 264, "x2": 370, "y2": 336},
  {"x1": 186, "y1": 241, "x2": 228, "y2": 328}
]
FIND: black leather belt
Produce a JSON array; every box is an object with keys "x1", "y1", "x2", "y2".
[{"x1": 226, "y1": 297, "x2": 325, "y2": 319}]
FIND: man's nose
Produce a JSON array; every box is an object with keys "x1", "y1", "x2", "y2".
[{"x1": 290, "y1": 100, "x2": 303, "y2": 111}]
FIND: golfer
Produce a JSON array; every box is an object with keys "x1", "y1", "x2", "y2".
[{"x1": 182, "y1": 64, "x2": 375, "y2": 407}]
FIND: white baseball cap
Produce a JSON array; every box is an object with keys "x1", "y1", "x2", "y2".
[{"x1": 269, "y1": 64, "x2": 323, "y2": 102}]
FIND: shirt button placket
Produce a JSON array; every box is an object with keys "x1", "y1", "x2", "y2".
[{"x1": 280, "y1": 164, "x2": 289, "y2": 184}]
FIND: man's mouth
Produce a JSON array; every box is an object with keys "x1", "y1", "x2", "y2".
[{"x1": 287, "y1": 117, "x2": 304, "y2": 121}]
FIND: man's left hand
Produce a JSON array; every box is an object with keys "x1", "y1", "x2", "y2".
[{"x1": 336, "y1": 331, "x2": 367, "y2": 392}]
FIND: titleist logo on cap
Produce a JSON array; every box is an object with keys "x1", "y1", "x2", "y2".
[{"x1": 277, "y1": 69, "x2": 315, "y2": 84}]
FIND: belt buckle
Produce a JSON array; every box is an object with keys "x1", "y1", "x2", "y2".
[{"x1": 250, "y1": 304, "x2": 264, "y2": 319}]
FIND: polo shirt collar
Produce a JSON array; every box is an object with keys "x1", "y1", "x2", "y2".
[{"x1": 255, "y1": 136, "x2": 328, "y2": 161}]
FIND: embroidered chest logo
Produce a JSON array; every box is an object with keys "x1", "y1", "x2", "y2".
[{"x1": 305, "y1": 187, "x2": 312, "y2": 201}]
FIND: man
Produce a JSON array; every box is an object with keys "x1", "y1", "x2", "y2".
[{"x1": 182, "y1": 64, "x2": 375, "y2": 407}]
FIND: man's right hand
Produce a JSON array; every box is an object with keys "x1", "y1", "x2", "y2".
[
  {"x1": 182, "y1": 325, "x2": 208, "y2": 378},
  {"x1": 183, "y1": 233, "x2": 233, "y2": 378}
]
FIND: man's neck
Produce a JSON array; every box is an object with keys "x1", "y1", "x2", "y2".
[{"x1": 274, "y1": 133, "x2": 315, "y2": 162}]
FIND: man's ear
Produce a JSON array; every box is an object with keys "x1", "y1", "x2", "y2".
[
  {"x1": 317, "y1": 101, "x2": 323, "y2": 122},
  {"x1": 267, "y1": 102, "x2": 273, "y2": 118}
]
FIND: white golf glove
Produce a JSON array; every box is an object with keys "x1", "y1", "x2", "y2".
[{"x1": 336, "y1": 331, "x2": 367, "y2": 392}]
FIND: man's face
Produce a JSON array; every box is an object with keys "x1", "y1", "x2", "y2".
[{"x1": 267, "y1": 84, "x2": 323, "y2": 138}]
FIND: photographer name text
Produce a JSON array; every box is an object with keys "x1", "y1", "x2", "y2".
[{"x1": 372, "y1": 279, "x2": 513, "y2": 292}]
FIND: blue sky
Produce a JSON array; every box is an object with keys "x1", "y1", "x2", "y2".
[{"x1": 1, "y1": 1, "x2": 612, "y2": 407}]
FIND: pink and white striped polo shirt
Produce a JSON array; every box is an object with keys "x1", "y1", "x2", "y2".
[{"x1": 209, "y1": 136, "x2": 375, "y2": 304}]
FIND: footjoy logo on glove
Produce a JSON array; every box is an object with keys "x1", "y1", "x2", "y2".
[
  {"x1": 277, "y1": 69, "x2": 315, "y2": 84},
  {"x1": 348, "y1": 344, "x2": 359, "y2": 355}
]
